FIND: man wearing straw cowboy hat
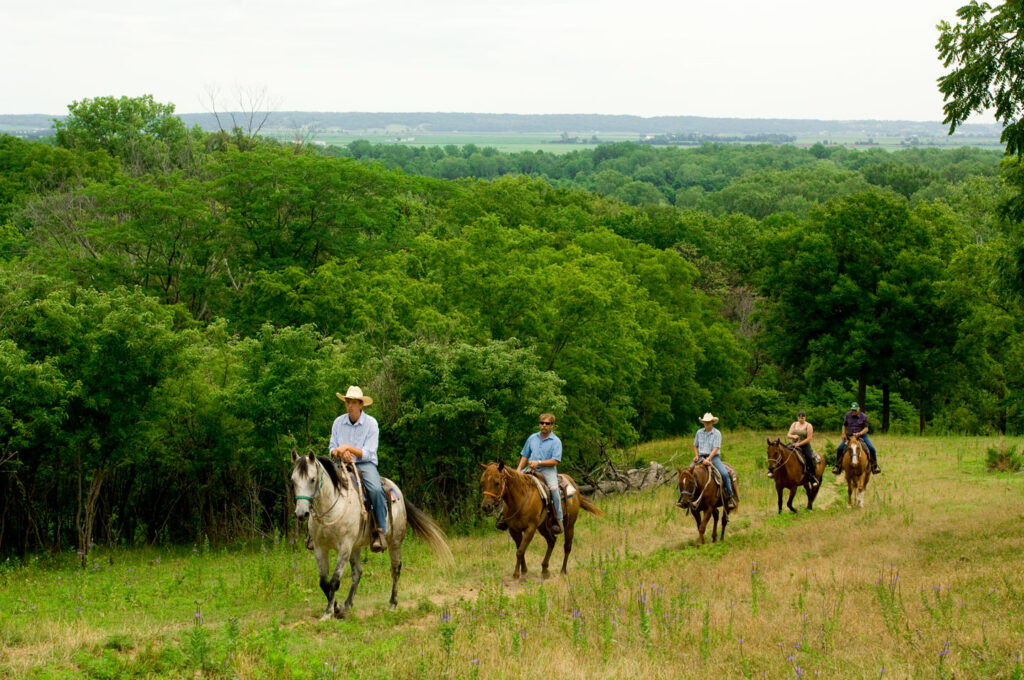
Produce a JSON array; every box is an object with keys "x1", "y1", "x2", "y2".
[
  {"x1": 329, "y1": 386, "x2": 388, "y2": 552},
  {"x1": 692, "y1": 412, "x2": 736, "y2": 510}
]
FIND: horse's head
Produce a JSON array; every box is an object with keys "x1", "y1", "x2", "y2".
[
  {"x1": 766, "y1": 438, "x2": 786, "y2": 467},
  {"x1": 291, "y1": 449, "x2": 322, "y2": 522},
  {"x1": 479, "y1": 461, "x2": 506, "y2": 514},
  {"x1": 847, "y1": 434, "x2": 862, "y2": 465},
  {"x1": 676, "y1": 466, "x2": 698, "y2": 511}
]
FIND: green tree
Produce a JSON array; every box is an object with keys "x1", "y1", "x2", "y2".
[
  {"x1": 53, "y1": 95, "x2": 196, "y2": 174},
  {"x1": 937, "y1": 0, "x2": 1024, "y2": 156}
]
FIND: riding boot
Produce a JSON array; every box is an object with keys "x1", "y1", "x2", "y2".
[
  {"x1": 551, "y1": 515, "x2": 563, "y2": 535},
  {"x1": 871, "y1": 459, "x2": 882, "y2": 474},
  {"x1": 370, "y1": 528, "x2": 387, "y2": 553},
  {"x1": 305, "y1": 533, "x2": 314, "y2": 551},
  {"x1": 831, "y1": 455, "x2": 843, "y2": 475}
]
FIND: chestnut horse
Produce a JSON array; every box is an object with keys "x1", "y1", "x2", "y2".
[
  {"x1": 766, "y1": 438, "x2": 825, "y2": 513},
  {"x1": 479, "y1": 461, "x2": 603, "y2": 580},
  {"x1": 675, "y1": 463, "x2": 738, "y2": 546},
  {"x1": 842, "y1": 434, "x2": 872, "y2": 508}
]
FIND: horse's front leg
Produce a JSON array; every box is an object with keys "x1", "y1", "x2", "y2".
[
  {"x1": 711, "y1": 508, "x2": 720, "y2": 542},
  {"x1": 315, "y1": 545, "x2": 345, "y2": 622},
  {"x1": 516, "y1": 525, "x2": 538, "y2": 580},
  {"x1": 338, "y1": 547, "x2": 362, "y2": 619},
  {"x1": 509, "y1": 529, "x2": 524, "y2": 579},
  {"x1": 775, "y1": 482, "x2": 784, "y2": 514},
  {"x1": 697, "y1": 507, "x2": 713, "y2": 546},
  {"x1": 786, "y1": 487, "x2": 797, "y2": 513}
]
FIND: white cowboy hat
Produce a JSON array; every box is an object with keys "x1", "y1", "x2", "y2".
[
  {"x1": 336, "y1": 385, "x2": 373, "y2": 406},
  {"x1": 698, "y1": 412, "x2": 719, "y2": 424}
]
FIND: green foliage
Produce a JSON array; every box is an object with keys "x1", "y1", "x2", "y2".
[
  {"x1": 937, "y1": 0, "x2": 1024, "y2": 156},
  {"x1": 53, "y1": 95, "x2": 197, "y2": 175},
  {"x1": 985, "y1": 443, "x2": 1024, "y2": 471}
]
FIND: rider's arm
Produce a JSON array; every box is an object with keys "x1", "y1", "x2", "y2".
[
  {"x1": 787, "y1": 422, "x2": 799, "y2": 440},
  {"x1": 515, "y1": 455, "x2": 528, "y2": 472}
]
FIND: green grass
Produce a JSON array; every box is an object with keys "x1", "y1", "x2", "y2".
[{"x1": 2, "y1": 432, "x2": 1024, "y2": 678}]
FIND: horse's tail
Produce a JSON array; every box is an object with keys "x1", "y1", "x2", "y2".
[
  {"x1": 578, "y1": 494, "x2": 605, "y2": 517},
  {"x1": 404, "y1": 497, "x2": 454, "y2": 567}
]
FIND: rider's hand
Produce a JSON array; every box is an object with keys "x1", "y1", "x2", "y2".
[{"x1": 529, "y1": 460, "x2": 540, "y2": 469}]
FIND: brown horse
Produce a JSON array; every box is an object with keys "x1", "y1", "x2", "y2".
[
  {"x1": 842, "y1": 434, "x2": 872, "y2": 508},
  {"x1": 675, "y1": 463, "x2": 737, "y2": 546},
  {"x1": 479, "y1": 461, "x2": 603, "y2": 580},
  {"x1": 765, "y1": 438, "x2": 825, "y2": 513}
]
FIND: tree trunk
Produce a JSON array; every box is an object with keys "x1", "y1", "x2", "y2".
[
  {"x1": 857, "y1": 366, "x2": 867, "y2": 409},
  {"x1": 882, "y1": 383, "x2": 891, "y2": 433},
  {"x1": 919, "y1": 393, "x2": 927, "y2": 435}
]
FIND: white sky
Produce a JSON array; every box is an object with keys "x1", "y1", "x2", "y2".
[{"x1": 0, "y1": 0, "x2": 985, "y2": 121}]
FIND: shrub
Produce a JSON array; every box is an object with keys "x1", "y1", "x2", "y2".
[{"x1": 985, "y1": 444, "x2": 1024, "y2": 472}]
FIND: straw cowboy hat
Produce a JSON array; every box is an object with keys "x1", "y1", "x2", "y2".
[
  {"x1": 336, "y1": 385, "x2": 373, "y2": 406},
  {"x1": 698, "y1": 412, "x2": 719, "y2": 424}
]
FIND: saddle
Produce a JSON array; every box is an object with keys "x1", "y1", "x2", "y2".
[
  {"x1": 335, "y1": 462, "x2": 400, "y2": 528},
  {"x1": 523, "y1": 469, "x2": 576, "y2": 509},
  {"x1": 789, "y1": 445, "x2": 821, "y2": 470},
  {"x1": 705, "y1": 462, "x2": 739, "y2": 507}
]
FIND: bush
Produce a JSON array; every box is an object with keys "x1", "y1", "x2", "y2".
[{"x1": 985, "y1": 444, "x2": 1024, "y2": 472}]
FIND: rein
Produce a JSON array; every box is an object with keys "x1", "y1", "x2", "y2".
[{"x1": 679, "y1": 466, "x2": 714, "y2": 509}]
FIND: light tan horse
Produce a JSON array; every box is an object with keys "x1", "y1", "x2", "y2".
[
  {"x1": 291, "y1": 452, "x2": 453, "y2": 621},
  {"x1": 479, "y1": 461, "x2": 603, "y2": 580},
  {"x1": 842, "y1": 434, "x2": 872, "y2": 508}
]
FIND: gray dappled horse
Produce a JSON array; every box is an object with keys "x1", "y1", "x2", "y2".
[{"x1": 291, "y1": 451, "x2": 453, "y2": 621}]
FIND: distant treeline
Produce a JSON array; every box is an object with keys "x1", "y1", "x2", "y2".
[
  {"x1": 0, "y1": 110, "x2": 1004, "y2": 139},
  {"x1": 327, "y1": 139, "x2": 1003, "y2": 219},
  {"x1": 2, "y1": 95, "x2": 1023, "y2": 558}
]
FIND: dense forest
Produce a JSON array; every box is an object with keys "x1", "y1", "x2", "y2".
[{"x1": 2, "y1": 94, "x2": 1024, "y2": 558}]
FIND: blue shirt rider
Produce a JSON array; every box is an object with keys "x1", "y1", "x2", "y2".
[
  {"x1": 691, "y1": 412, "x2": 736, "y2": 510},
  {"x1": 516, "y1": 413, "x2": 564, "y2": 534},
  {"x1": 329, "y1": 386, "x2": 389, "y2": 553}
]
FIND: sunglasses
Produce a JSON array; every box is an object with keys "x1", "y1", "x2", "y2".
[{"x1": 539, "y1": 421, "x2": 553, "y2": 426}]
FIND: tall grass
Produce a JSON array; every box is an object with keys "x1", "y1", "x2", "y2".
[{"x1": 2, "y1": 432, "x2": 1023, "y2": 679}]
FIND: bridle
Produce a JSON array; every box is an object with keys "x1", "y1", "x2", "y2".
[
  {"x1": 481, "y1": 467, "x2": 528, "y2": 523},
  {"x1": 768, "y1": 443, "x2": 796, "y2": 473},
  {"x1": 678, "y1": 467, "x2": 712, "y2": 509},
  {"x1": 295, "y1": 458, "x2": 349, "y2": 527}
]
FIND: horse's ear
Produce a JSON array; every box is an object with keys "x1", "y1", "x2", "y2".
[
  {"x1": 766, "y1": 438, "x2": 772, "y2": 445},
  {"x1": 307, "y1": 450, "x2": 317, "y2": 463},
  {"x1": 479, "y1": 462, "x2": 489, "y2": 470},
  {"x1": 497, "y1": 460, "x2": 505, "y2": 471},
  {"x1": 291, "y1": 448, "x2": 298, "y2": 463}
]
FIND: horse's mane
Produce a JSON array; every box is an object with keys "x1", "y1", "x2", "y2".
[
  {"x1": 502, "y1": 467, "x2": 537, "y2": 496},
  {"x1": 317, "y1": 456, "x2": 343, "y2": 490}
]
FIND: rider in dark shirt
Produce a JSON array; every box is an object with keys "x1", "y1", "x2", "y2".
[{"x1": 832, "y1": 401, "x2": 880, "y2": 475}]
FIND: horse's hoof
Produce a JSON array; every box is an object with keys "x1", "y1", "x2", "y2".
[{"x1": 318, "y1": 612, "x2": 332, "y2": 623}]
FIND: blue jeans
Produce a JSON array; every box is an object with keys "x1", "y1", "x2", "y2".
[
  {"x1": 538, "y1": 466, "x2": 563, "y2": 521},
  {"x1": 835, "y1": 435, "x2": 877, "y2": 465},
  {"x1": 355, "y1": 462, "x2": 388, "y2": 533},
  {"x1": 691, "y1": 455, "x2": 733, "y2": 496}
]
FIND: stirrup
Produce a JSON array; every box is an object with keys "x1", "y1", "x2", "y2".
[
  {"x1": 370, "y1": 529, "x2": 387, "y2": 553},
  {"x1": 305, "y1": 534, "x2": 314, "y2": 551}
]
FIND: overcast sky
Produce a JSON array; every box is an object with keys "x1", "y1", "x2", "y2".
[{"x1": 1, "y1": 0, "x2": 983, "y2": 122}]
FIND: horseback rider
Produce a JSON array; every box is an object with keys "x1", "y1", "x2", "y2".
[
  {"x1": 692, "y1": 412, "x2": 736, "y2": 510},
  {"x1": 515, "y1": 413, "x2": 564, "y2": 535},
  {"x1": 832, "y1": 401, "x2": 881, "y2": 475},
  {"x1": 785, "y1": 410, "x2": 820, "y2": 487},
  {"x1": 329, "y1": 386, "x2": 389, "y2": 552}
]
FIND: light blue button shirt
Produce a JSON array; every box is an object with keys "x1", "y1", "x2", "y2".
[
  {"x1": 329, "y1": 411, "x2": 379, "y2": 466},
  {"x1": 521, "y1": 431, "x2": 562, "y2": 463},
  {"x1": 693, "y1": 427, "x2": 722, "y2": 457}
]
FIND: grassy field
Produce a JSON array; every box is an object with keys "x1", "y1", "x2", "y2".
[{"x1": 2, "y1": 432, "x2": 1023, "y2": 679}]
